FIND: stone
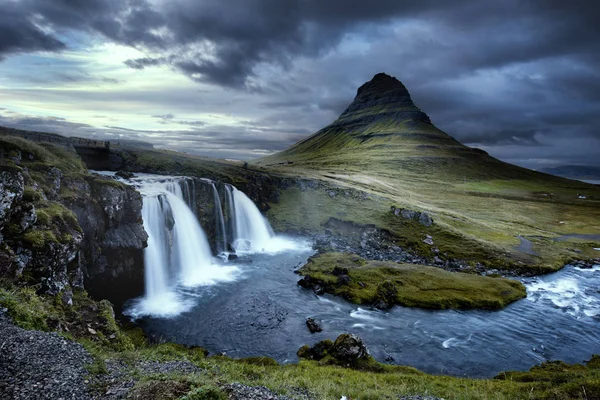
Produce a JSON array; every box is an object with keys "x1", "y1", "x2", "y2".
[
  {"x1": 419, "y1": 212, "x2": 434, "y2": 227},
  {"x1": 401, "y1": 209, "x2": 417, "y2": 220},
  {"x1": 115, "y1": 170, "x2": 135, "y2": 179},
  {"x1": 306, "y1": 317, "x2": 323, "y2": 333},
  {"x1": 330, "y1": 333, "x2": 370, "y2": 363},
  {"x1": 423, "y1": 235, "x2": 434, "y2": 246},
  {"x1": 19, "y1": 204, "x2": 37, "y2": 231},
  {"x1": 337, "y1": 275, "x2": 351, "y2": 285},
  {"x1": 374, "y1": 280, "x2": 398, "y2": 309}
]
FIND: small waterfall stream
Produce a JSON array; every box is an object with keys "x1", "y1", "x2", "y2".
[
  {"x1": 230, "y1": 186, "x2": 275, "y2": 253},
  {"x1": 211, "y1": 183, "x2": 227, "y2": 254}
]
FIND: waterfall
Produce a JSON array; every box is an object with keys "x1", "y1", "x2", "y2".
[
  {"x1": 211, "y1": 183, "x2": 227, "y2": 254},
  {"x1": 225, "y1": 185, "x2": 236, "y2": 249},
  {"x1": 230, "y1": 187, "x2": 275, "y2": 252},
  {"x1": 122, "y1": 174, "x2": 237, "y2": 318},
  {"x1": 141, "y1": 195, "x2": 171, "y2": 301}
]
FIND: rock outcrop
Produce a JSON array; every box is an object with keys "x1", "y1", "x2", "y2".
[
  {"x1": 0, "y1": 137, "x2": 147, "y2": 307},
  {"x1": 297, "y1": 333, "x2": 373, "y2": 369},
  {"x1": 63, "y1": 176, "x2": 147, "y2": 306}
]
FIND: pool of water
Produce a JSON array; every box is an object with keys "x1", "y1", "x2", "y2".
[{"x1": 132, "y1": 240, "x2": 600, "y2": 378}]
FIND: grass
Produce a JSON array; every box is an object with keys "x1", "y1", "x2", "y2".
[
  {"x1": 298, "y1": 253, "x2": 526, "y2": 310},
  {"x1": 255, "y1": 107, "x2": 600, "y2": 272},
  {"x1": 0, "y1": 264, "x2": 597, "y2": 399}
]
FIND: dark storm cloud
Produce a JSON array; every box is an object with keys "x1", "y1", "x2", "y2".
[
  {"x1": 1, "y1": 0, "x2": 599, "y2": 165},
  {"x1": 0, "y1": 3, "x2": 66, "y2": 59}
]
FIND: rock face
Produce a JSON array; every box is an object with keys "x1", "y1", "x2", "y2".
[
  {"x1": 0, "y1": 139, "x2": 147, "y2": 306},
  {"x1": 391, "y1": 206, "x2": 434, "y2": 227},
  {"x1": 63, "y1": 176, "x2": 147, "y2": 306},
  {"x1": 338, "y1": 72, "x2": 431, "y2": 125},
  {"x1": 0, "y1": 170, "x2": 24, "y2": 230}
]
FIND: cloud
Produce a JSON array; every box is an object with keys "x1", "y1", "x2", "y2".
[{"x1": 0, "y1": 0, "x2": 598, "y2": 166}]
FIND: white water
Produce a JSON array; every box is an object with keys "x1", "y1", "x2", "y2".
[
  {"x1": 118, "y1": 174, "x2": 237, "y2": 318},
  {"x1": 211, "y1": 183, "x2": 227, "y2": 254},
  {"x1": 231, "y1": 187, "x2": 273, "y2": 252}
]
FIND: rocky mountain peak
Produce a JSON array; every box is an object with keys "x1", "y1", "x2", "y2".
[{"x1": 339, "y1": 72, "x2": 429, "y2": 123}]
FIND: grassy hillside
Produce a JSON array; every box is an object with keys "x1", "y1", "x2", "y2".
[{"x1": 256, "y1": 73, "x2": 600, "y2": 271}]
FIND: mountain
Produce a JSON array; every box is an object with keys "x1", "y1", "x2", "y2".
[
  {"x1": 256, "y1": 73, "x2": 544, "y2": 182},
  {"x1": 539, "y1": 165, "x2": 600, "y2": 181},
  {"x1": 258, "y1": 73, "x2": 600, "y2": 272}
]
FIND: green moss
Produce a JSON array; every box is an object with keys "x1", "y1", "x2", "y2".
[
  {"x1": 35, "y1": 202, "x2": 81, "y2": 232},
  {"x1": 22, "y1": 229, "x2": 58, "y2": 249},
  {"x1": 298, "y1": 253, "x2": 527, "y2": 310},
  {"x1": 22, "y1": 186, "x2": 43, "y2": 202}
]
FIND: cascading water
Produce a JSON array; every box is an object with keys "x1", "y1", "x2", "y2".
[
  {"x1": 230, "y1": 187, "x2": 274, "y2": 252},
  {"x1": 211, "y1": 183, "x2": 227, "y2": 254},
  {"x1": 117, "y1": 174, "x2": 237, "y2": 318},
  {"x1": 225, "y1": 185, "x2": 236, "y2": 248}
]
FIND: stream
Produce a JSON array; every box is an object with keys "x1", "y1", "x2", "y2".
[{"x1": 135, "y1": 245, "x2": 600, "y2": 378}]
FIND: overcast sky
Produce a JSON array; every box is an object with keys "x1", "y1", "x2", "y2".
[{"x1": 1, "y1": 0, "x2": 599, "y2": 167}]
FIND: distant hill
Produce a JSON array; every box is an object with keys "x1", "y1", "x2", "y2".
[
  {"x1": 539, "y1": 165, "x2": 600, "y2": 181},
  {"x1": 0, "y1": 126, "x2": 154, "y2": 150}
]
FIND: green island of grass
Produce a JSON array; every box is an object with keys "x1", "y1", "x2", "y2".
[{"x1": 297, "y1": 252, "x2": 527, "y2": 310}]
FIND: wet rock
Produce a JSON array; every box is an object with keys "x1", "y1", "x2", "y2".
[
  {"x1": 374, "y1": 280, "x2": 398, "y2": 309},
  {"x1": 306, "y1": 317, "x2": 323, "y2": 333},
  {"x1": 330, "y1": 333, "x2": 370, "y2": 363},
  {"x1": 115, "y1": 170, "x2": 135, "y2": 179},
  {"x1": 228, "y1": 253, "x2": 239, "y2": 261},
  {"x1": 233, "y1": 239, "x2": 252, "y2": 252}
]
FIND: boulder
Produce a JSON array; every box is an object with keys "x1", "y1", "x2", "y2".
[
  {"x1": 306, "y1": 317, "x2": 323, "y2": 333},
  {"x1": 390, "y1": 206, "x2": 434, "y2": 227},
  {"x1": 330, "y1": 333, "x2": 370, "y2": 363},
  {"x1": 374, "y1": 280, "x2": 398, "y2": 309}
]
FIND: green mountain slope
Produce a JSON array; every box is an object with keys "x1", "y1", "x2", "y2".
[
  {"x1": 256, "y1": 73, "x2": 600, "y2": 271},
  {"x1": 256, "y1": 73, "x2": 543, "y2": 181}
]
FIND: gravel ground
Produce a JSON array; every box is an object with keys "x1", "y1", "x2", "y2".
[
  {"x1": 0, "y1": 309, "x2": 93, "y2": 400},
  {"x1": 0, "y1": 308, "x2": 443, "y2": 400}
]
